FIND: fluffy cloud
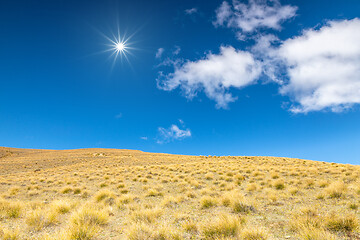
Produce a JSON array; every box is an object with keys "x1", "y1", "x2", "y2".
[
  {"x1": 214, "y1": 0, "x2": 297, "y2": 39},
  {"x1": 157, "y1": 46, "x2": 261, "y2": 109},
  {"x1": 278, "y1": 18, "x2": 360, "y2": 113},
  {"x1": 157, "y1": 123, "x2": 191, "y2": 144},
  {"x1": 155, "y1": 48, "x2": 165, "y2": 59}
]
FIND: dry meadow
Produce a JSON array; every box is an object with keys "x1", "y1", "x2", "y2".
[{"x1": 0, "y1": 147, "x2": 359, "y2": 239}]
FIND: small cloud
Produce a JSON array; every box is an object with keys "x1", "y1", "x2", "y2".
[
  {"x1": 155, "y1": 48, "x2": 165, "y2": 59},
  {"x1": 214, "y1": 0, "x2": 297, "y2": 40},
  {"x1": 140, "y1": 136, "x2": 148, "y2": 140},
  {"x1": 115, "y1": 113, "x2": 122, "y2": 119},
  {"x1": 185, "y1": 7, "x2": 198, "y2": 15},
  {"x1": 157, "y1": 122, "x2": 191, "y2": 144},
  {"x1": 173, "y1": 46, "x2": 181, "y2": 55}
]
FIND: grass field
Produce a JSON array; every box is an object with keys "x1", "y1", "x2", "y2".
[{"x1": 0, "y1": 147, "x2": 359, "y2": 239}]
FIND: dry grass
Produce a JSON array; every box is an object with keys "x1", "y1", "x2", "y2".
[{"x1": 0, "y1": 147, "x2": 359, "y2": 239}]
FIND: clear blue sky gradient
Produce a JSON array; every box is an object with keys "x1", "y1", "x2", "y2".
[{"x1": 1, "y1": 0, "x2": 360, "y2": 164}]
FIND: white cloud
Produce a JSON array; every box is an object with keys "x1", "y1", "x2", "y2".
[
  {"x1": 157, "y1": 46, "x2": 261, "y2": 108},
  {"x1": 173, "y1": 46, "x2": 181, "y2": 55},
  {"x1": 278, "y1": 18, "x2": 360, "y2": 113},
  {"x1": 140, "y1": 136, "x2": 148, "y2": 140},
  {"x1": 214, "y1": 1, "x2": 232, "y2": 27},
  {"x1": 214, "y1": 0, "x2": 297, "y2": 39},
  {"x1": 115, "y1": 113, "x2": 122, "y2": 119},
  {"x1": 157, "y1": 123, "x2": 191, "y2": 144},
  {"x1": 185, "y1": 8, "x2": 198, "y2": 15},
  {"x1": 251, "y1": 34, "x2": 284, "y2": 84},
  {"x1": 155, "y1": 48, "x2": 165, "y2": 59}
]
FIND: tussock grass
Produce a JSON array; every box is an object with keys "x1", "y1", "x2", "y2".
[
  {"x1": 241, "y1": 227, "x2": 268, "y2": 240},
  {"x1": 325, "y1": 181, "x2": 347, "y2": 198},
  {"x1": 0, "y1": 200, "x2": 22, "y2": 219},
  {"x1": 25, "y1": 208, "x2": 58, "y2": 231},
  {"x1": 131, "y1": 207, "x2": 163, "y2": 223},
  {"x1": 202, "y1": 214, "x2": 244, "y2": 238},
  {"x1": 0, "y1": 227, "x2": 20, "y2": 240},
  {"x1": 200, "y1": 196, "x2": 217, "y2": 209},
  {"x1": 325, "y1": 213, "x2": 359, "y2": 232},
  {"x1": 70, "y1": 206, "x2": 109, "y2": 227},
  {"x1": 0, "y1": 148, "x2": 359, "y2": 239}
]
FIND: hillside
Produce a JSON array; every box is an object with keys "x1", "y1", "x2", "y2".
[{"x1": 0, "y1": 147, "x2": 359, "y2": 239}]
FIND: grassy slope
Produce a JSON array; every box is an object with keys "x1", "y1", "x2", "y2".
[{"x1": 0, "y1": 147, "x2": 359, "y2": 239}]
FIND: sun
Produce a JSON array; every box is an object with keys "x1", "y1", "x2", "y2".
[
  {"x1": 116, "y1": 42, "x2": 125, "y2": 52},
  {"x1": 98, "y1": 27, "x2": 137, "y2": 67}
]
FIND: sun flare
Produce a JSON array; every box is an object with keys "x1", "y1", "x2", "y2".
[
  {"x1": 100, "y1": 29, "x2": 135, "y2": 66},
  {"x1": 115, "y1": 42, "x2": 125, "y2": 52}
]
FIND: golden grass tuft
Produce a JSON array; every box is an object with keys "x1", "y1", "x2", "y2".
[
  {"x1": 131, "y1": 207, "x2": 163, "y2": 223},
  {"x1": 200, "y1": 196, "x2": 217, "y2": 209},
  {"x1": 202, "y1": 214, "x2": 244, "y2": 238},
  {"x1": 0, "y1": 227, "x2": 20, "y2": 240},
  {"x1": 0, "y1": 200, "x2": 22, "y2": 219},
  {"x1": 325, "y1": 181, "x2": 347, "y2": 198},
  {"x1": 325, "y1": 213, "x2": 359, "y2": 232},
  {"x1": 240, "y1": 227, "x2": 268, "y2": 240},
  {"x1": 70, "y1": 206, "x2": 109, "y2": 227}
]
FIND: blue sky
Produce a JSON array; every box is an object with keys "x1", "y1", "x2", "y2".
[{"x1": 1, "y1": 0, "x2": 360, "y2": 164}]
